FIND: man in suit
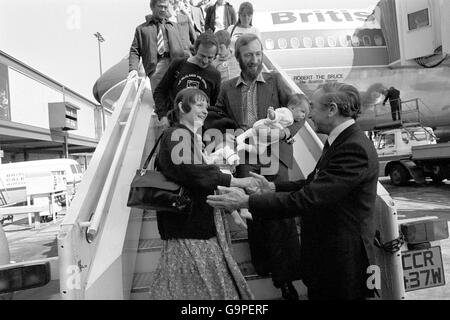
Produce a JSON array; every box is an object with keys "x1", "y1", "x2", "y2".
[
  {"x1": 204, "y1": 0, "x2": 236, "y2": 32},
  {"x1": 383, "y1": 86, "x2": 402, "y2": 121},
  {"x1": 128, "y1": 0, "x2": 187, "y2": 92},
  {"x1": 206, "y1": 33, "x2": 303, "y2": 300},
  {"x1": 207, "y1": 82, "x2": 380, "y2": 300}
]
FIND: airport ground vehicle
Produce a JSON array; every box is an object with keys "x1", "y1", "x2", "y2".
[
  {"x1": 376, "y1": 126, "x2": 450, "y2": 185},
  {"x1": 0, "y1": 158, "x2": 83, "y2": 206}
]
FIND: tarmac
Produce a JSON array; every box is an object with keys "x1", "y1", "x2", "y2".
[{"x1": 2, "y1": 178, "x2": 450, "y2": 300}]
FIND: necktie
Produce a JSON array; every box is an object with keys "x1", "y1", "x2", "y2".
[
  {"x1": 322, "y1": 140, "x2": 330, "y2": 154},
  {"x1": 316, "y1": 140, "x2": 330, "y2": 166},
  {"x1": 157, "y1": 24, "x2": 165, "y2": 55},
  {"x1": 311, "y1": 140, "x2": 330, "y2": 181},
  {"x1": 246, "y1": 84, "x2": 257, "y2": 126}
]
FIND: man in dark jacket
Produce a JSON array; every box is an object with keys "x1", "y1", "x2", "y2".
[
  {"x1": 207, "y1": 82, "x2": 380, "y2": 300},
  {"x1": 383, "y1": 86, "x2": 401, "y2": 121},
  {"x1": 204, "y1": 0, "x2": 236, "y2": 32},
  {"x1": 128, "y1": 0, "x2": 186, "y2": 91}
]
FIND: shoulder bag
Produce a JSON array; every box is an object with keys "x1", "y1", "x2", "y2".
[{"x1": 127, "y1": 133, "x2": 191, "y2": 212}]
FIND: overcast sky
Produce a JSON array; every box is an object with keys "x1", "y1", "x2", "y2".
[{"x1": 0, "y1": 0, "x2": 379, "y2": 102}]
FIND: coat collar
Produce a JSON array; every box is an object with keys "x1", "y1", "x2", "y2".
[
  {"x1": 321, "y1": 123, "x2": 361, "y2": 160},
  {"x1": 327, "y1": 119, "x2": 355, "y2": 146},
  {"x1": 235, "y1": 72, "x2": 266, "y2": 88},
  {"x1": 145, "y1": 14, "x2": 174, "y2": 26}
]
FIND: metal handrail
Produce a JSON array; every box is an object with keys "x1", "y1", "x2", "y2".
[{"x1": 85, "y1": 77, "x2": 147, "y2": 242}]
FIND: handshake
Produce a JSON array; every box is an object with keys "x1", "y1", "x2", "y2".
[
  {"x1": 208, "y1": 172, "x2": 275, "y2": 229},
  {"x1": 239, "y1": 171, "x2": 275, "y2": 195}
]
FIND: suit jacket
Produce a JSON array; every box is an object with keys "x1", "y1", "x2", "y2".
[
  {"x1": 211, "y1": 72, "x2": 302, "y2": 169},
  {"x1": 249, "y1": 123, "x2": 379, "y2": 298},
  {"x1": 190, "y1": 6, "x2": 205, "y2": 35},
  {"x1": 129, "y1": 15, "x2": 186, "y2": 77},
  {"x1": 204, "y1": 2, "x2": 236, "y2": 32}
]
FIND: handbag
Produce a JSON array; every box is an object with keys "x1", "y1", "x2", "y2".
[{"x1": 127, "y1": 133, "x2": 191, "y2": 212}]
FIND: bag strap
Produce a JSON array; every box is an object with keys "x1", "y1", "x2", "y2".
[
  {"x1": 142, "y1": 133, "x2": 164, "y2": 170},
  {"x1": 230, "y1": 24, "x2": 237, "y2": 38}
]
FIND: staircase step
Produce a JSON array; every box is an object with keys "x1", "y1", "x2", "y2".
[
  {"x1": 139, "y1": 220, "x2": 160, "y2": 240},
  {"x1": 230, "y1": 240, "x2": 251, "y2": 265},
  {"x1": 142, "y1": 210, "x2": 157, "y2": 221},
  {"x1": 132, "y1": 272, "x2": 155, "y2": 293},
  {"x1": 135, "y1": 238, "x2": 162, "y2": 274},
  {"x1": 130, "y1": 269, "x2": 307, "y2": 300},
  {"x1": 138, "y1": 238, "x2": 163, "y2": 252}
]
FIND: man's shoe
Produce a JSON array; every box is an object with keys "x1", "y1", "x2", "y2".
[{"x1": 280, "y1": 282, "x2": 299, "y2": 300}]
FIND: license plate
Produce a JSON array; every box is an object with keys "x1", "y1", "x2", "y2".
[{"x1": 402, "y1": 246, "x2": 446, "y2": 292}]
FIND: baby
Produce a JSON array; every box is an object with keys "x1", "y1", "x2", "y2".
[
  {"x1": 206, "y1": 93, "x2": 310, "y2": 228},
  {"x1": 236, "y1": 93, "x2": 310, "y2": 154}
]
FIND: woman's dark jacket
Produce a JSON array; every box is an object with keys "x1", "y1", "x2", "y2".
[{"x1": 156, "y1": 124, "x2": 231, "y2": 240}]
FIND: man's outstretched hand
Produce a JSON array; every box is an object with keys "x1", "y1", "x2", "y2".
[{"x1": 207, "y1": 187, "x2": 249, "y2": 212}]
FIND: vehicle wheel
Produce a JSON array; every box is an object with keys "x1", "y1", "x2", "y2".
[{"x1": 389, "y1": 164, "x2": 409, "y2": 186}]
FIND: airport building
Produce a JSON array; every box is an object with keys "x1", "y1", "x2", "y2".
[{"x1": 0, "y1": 50, "x2": 112, "y2": 168}]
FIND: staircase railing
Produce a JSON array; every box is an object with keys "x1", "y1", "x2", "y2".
[{"x1": 58, "y1": 76, "x2": 155, "y2": 299}]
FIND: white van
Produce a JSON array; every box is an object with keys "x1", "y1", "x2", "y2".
[{"x1": 0, "y1": 158, "x2": 83, "y2": 205}]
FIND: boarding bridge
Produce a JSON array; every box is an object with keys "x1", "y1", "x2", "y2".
[{"x1": 56, "y1": 55, "x2": 405, "y2": 300}]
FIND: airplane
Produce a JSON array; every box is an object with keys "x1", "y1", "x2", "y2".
[{"x1": 92, "y1": 0, "x2": 450, "y2": 142}]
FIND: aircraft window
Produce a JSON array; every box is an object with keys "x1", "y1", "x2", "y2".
[
  {"x1": 278, "y1": 38, "x2": 287, "y2": 49},
  {"x1": 363, "y1": 35, "x2": 372, "y2": 46},
  {"x1": 339, "y1": 35, "x2": 349, "y2": 47},
  {"x1": 75, "y1": 165, "x2": 82, "y2": 173},
  {"x1": 70, "y1": 164, "x2": 77, "y2": 174},
  {"x1": 351, "y1": 36, "x2": 360, "y2": 47},
  {"x1": 374, "y1": 34, "x2": 384, "y2": 46},
  {"x1": 265, "y1": 39, "x2": 274, "y2": 50},
  {"x1": 315, "y1": 37, "x2": 325, "y2": 48},
  {"x1": 303, "y1": 37, "x2": 313, "y2": 48},
  {"x1": 327, "y1": 36, "x2": 337, "y2": 47},
  {"x1": 290, "y1": 37, "x2": 300, "y2": 49}
]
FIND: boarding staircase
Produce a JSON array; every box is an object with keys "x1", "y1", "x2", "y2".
[{"x1": 57, "y1": 54, "x2": 405, "y2": 300}]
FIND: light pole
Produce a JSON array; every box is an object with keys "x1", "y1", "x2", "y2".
[
  {"x1": 93, "y1": 32, "x2": 106, "y2": 132},
  {"x1": 93, "y1": 32, "x2": 105, "y2": 76}
]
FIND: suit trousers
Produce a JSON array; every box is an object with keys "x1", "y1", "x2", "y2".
[{"x1": 236, "y1": 161, "x2": 302, "y2": 288}]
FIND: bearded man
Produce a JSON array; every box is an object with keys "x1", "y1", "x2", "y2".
[{"x1": 206, "y1": 33, "x2": 304, "y2": 300}]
